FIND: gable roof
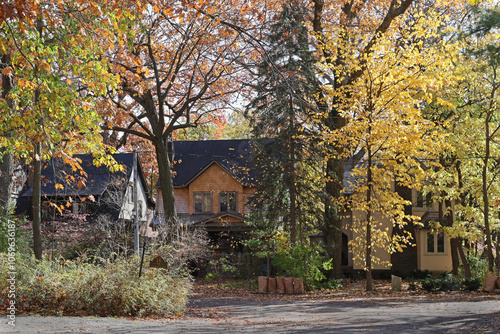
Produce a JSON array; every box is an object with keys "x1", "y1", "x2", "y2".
[
  {"x1": 22, "y1": 153, "x2": 151, "y2": 202},
  {"x1": 170, "y1": 139, "x2": 256, "y2": 187}
]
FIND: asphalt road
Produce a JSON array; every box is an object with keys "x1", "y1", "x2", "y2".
[{"x1": 2, "y1": 296, "x2": 500, "y2": 333}]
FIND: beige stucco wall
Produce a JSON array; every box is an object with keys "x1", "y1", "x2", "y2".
[
  {"x1": 411, "y1": 189, "x2": 453, "y2": 273},
  {"x1": 415, "y1": 229, "x2": 453, "y2": 273},
  {"x1": 351, "y1": 210, "x2": 393, "y2": 271},
  {"x1": 349, "y1": 188, "x2": 455, "y2": 272}
]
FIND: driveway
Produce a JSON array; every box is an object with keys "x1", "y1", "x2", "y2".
[{"x1": 3, "y1": 296, "x2": 500, "y2": 333}]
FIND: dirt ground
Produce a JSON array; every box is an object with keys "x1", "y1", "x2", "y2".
[{"x1": 4, "y1": 278, "x2": 500, "y2": 333}]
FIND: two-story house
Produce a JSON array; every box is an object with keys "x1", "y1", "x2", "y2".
[
  {"x1": 155, "y1": 139, "x2": 256, "y2": 250},
  {"x1": 343, "y1": 162, "x2": 453, "y2": 275}
]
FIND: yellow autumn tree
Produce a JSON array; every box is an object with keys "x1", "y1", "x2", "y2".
[
  {"x1": 319, "y1": 7, "x2": 458, "y2": 290},
  {"x1": 0, "y1": 1, "x2": 120, "y2": 259},
  {"x1": 310, "y1": 0, "x2": 465, "y2": 278}
]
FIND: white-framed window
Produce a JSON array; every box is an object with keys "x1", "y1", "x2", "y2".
[
  {"x1": 426, "y1": 231, "x2": 445, "y2": 254},
  {"x1": 194, "y1": 192, "x2": 212, "y2": 213},
  {"x1": 219, "y1": 191, "x2": 237, "y2": 212},
  {"x1": 128, "y1": 185, "x2": 134, "y2": 203}
]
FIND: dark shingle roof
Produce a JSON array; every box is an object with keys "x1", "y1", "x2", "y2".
[
  {"x1": 343, "y1": 149, "x2": 366, "y2": 195},
  {"x1": 22, "y1": 153, "x2": 147, "y2": 198},
  {"x1": 170, "y1": 139, "x2": 255, "y2": 187}
]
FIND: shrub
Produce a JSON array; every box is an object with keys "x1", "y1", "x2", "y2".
[
  {"x1": 461, "y1": 277, "x2": 482, "y2": 291},
  {"x1": 407, "y1": 281, "x2": 419, "y2": 291},
  {"x1": 272, "y1": 236, "x2": 333, "y2": 289},
  {"x1": 410, "y1": 269, "x2": 432, "y2": 280},
  {"x1": 460, "y1": 253, "x2": 489, "y2": 281},
  {"x1": 311, "y1": 278, "x2": 343, "y2": 291},
  {"x1": 418, "y1": 273, "x2": 481, "y2": 293},
  {"x1": 0, "y1": 254, "x2": 191, "y2": 317},
  {"x1": 438, "y1": 273, "x2": 460, "y2": 292},
  {"x1": 420, "y1": 276, "x2": 442, "y2": 293}
]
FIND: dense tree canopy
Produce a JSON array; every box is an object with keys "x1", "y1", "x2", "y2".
[{"x1": 5, "y1": 0, "x2": 500, "y2": 280}]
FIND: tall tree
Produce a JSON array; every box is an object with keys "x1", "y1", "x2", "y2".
[
  {"x1": 246, "y1": 2, "x2": 324, "y2": 246},
  {"x1": 100, "y1": 1, "x2": 249, "y2": 235},
  {"x1": 332, "y1": 11, "x2": 454, "y2": 290},
  {"x1": 425, "y1": 3, "x2": 500, "y2": 273},
  {"x1": 451, "y1": 39, "x2": 500, "y2": 272},
  {"x1": 0, "y1": 1, "x2": 119, "y2": 259},
  {"x1": 311, "y1": 0, "x2": 462, "y2": 278}
]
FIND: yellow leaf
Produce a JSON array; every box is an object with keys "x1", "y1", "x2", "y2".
[{"x1": 55, "y1": 183, "x2": 64, "y2": 190}]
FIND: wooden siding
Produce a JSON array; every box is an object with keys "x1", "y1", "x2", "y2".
[
  {"x1": 189, "y1": 163, "x2": 247, "y2": 215},
  {"x1": 155, "y1": 164, "x2": 256, "y2": 216}
]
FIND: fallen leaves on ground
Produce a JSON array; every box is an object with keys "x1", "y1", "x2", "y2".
[{"x1": 190, "y1": 277, "x2": 499, "y2": 303}]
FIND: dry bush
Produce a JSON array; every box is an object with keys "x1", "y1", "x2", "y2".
[
  {"x1": 0, "y1": 254, "x2": 190, "y2": 317},
  {"x1": 149, "y1": 222, "x2": 210, "y2": 273}
]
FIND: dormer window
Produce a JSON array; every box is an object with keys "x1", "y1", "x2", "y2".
[{"x1": 219, "y1": 191, "x2": 237, "y2": 212}]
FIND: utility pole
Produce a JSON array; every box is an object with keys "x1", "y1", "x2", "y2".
[{"x1": 133, "y1": 149, "x2": 139, "y2": 255}]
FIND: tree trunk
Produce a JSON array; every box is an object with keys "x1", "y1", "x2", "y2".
[
  {"x1": 496, "y1": 232, "x2": 500, "y2": 270},
  {"x1": 457, "y1": 239, "x2": 471, "y2": 278},
  {"x1": 441, "y1": 198, "x2": 459, "y2": 276},
  {"x1": 0, "y1": 152, "x2": 13, "y2": 214},
  {"x1": 1, "y1": 54, "x2": 14, "y2": 216},
  {"x1": 289, "y1": 100, "x2": 296, "y2": 245},
  {"x1": 323, "y1": 156, "x2": 344, "y2": 279},
  {"x1": 450, "y1": 238, "x2": 459, "y2": 276},
  {"x1": 32, "y1": 143, "x2": 43, "y2": 260},
  {"x1": 454, "y1": 161, "x2": 471, "y2": 278},
  {"x1": 483, "y1": 115, "x2": 495, "y2": 272},
  {"x1": 365, "y1": 146, "x2": 373, "y2": 292},
  {"x1": 155, "y1": 138, "x2": 176, "y2": 240}
]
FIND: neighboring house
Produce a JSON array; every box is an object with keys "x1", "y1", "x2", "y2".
[
  {"x1": 16, "y1": 153, "x2": 155, "y2": 236},
  {"x1": 343, "y1": 160, "x2": 453, "y2": 275},
  {"x1": 155, "y1": 139, "x2": 256, "y2": 250}
]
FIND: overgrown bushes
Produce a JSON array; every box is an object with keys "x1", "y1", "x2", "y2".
[{"x1": 0, "y1": 255, "x2": 191, "y2": 317}]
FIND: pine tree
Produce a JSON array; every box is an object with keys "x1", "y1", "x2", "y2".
[{"x1": 245, "y1": 2, "x2": 323, "y2": 253}]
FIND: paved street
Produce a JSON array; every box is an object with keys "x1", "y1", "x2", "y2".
[{"x1": 2, "y1": 296, "x2": 500, "y2": 333}]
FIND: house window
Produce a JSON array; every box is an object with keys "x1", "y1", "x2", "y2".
[
  {"x1": 194, "y1": 192, "x2": 212, "y2": 213},
  {"x1": 129, "y1": 185, "x2": 134, "y2": 203},
  {"x1": 219, "y1": 191, "x2": 237, "y2": 212},
  {"x1": 416, "y1": 191, "x2": 432, "y2": 208},
  {"x1": 72, "y1": 202, "x2": 87, "y2": 214},
  {"x1": 41, "y1": 202, "x2": 56, "y2": 220},
  {"x1": 138, "y1": 201, "x2": 143, "y2": 220},
  {"x1": 426, "y1": 232, "x2": 445, "y2": 254}
]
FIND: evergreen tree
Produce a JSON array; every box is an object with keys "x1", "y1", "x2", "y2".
[{"x1": 245, "y1": 2, "x2": 323, "y2": 253}]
